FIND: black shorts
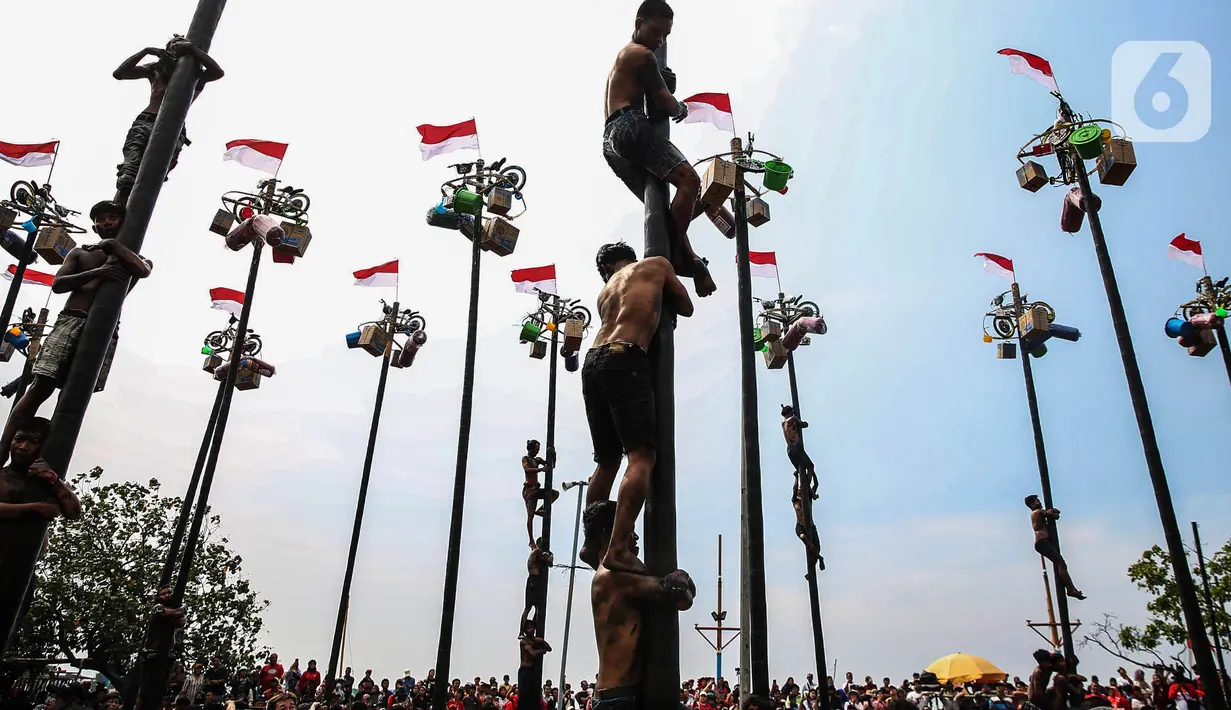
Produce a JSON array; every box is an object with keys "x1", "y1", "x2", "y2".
[
  {"x1": 1034, "y1": 537, "x2": 1061, "y2": 561},
  {"x1": 602, "y1": 107, "x2": 687, "y2": 200},
  {"x1": 787, "y1": 442, "x2": 812, "y2": 471},
  {"x1": 582, "y1": 342, "x2": 656, "y2": 464},
  {"x1": 524, "y1": 574, "x2": 545, "y2": 609}
]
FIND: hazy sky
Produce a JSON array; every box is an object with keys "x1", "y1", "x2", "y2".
[{"x1": 7, "y1": 0, "x2": 1231, "y2": 690}]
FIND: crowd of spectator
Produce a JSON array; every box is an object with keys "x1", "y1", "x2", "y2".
[{"x1": 9, "y1": 653, "x2": 1225, "y2": 710}]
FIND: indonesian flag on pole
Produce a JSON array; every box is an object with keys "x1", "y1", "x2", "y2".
[
  {"x1": 997, "y1": 48, "x2": 1059, "y2": 92},
  {"x1": 209, "y1": 287, "x2": 245, "y2": 317},
  {"x1": 416, "y1": 119, "x2": 479, "y2": 161},
  {"x1": 511, "y1": 264, "x2": 557, "y2": 295},
  {"x1": 681, "y1": 93, "x2": 734, "y2": 132},
  {"x1": 748, "y1": 251, "x2": 778, "y2": 279},
  {"x1": 0, "y1": 141, "x2": 58, "y2": 168},
  {"x1": 974, "y1": 252, "x2": 1015, "y2": 282},
  {"x1": 223, "y1": 139, "x2": 288, "y2": 175},
  {"x1": 2, "y1": 264, "x2": 54, "y2": 287},
  {"x1": 1168, "y1": 234, "x2": 1204, "y2": 270},
  {"x1": 354, "y1": 259, "x2": 399, "y2": 288}
]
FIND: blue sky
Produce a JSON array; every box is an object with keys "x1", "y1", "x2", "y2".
[{"x1": 7, "y1": 0, "x2": 1230, "y2": 690}]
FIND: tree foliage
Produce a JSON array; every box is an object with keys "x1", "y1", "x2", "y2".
[
  {"x1": 8, "y1": 468, "x2": 268, "y2": 687},
  {"x1": 1082, "y1": 538, "x2": 1230, "y2": 671}
]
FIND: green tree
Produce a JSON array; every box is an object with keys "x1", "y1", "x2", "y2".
[
  {"x1": 7, "y1": 467, "x2": 268, "y2": 692},
  {"x1": 1083, "y1": 539, "x2": 1230, "y2": 671}
]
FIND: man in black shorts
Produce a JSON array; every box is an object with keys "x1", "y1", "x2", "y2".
[
  {"x1": 1026, "y1": 495, "x2": 1085, "y2": 600},
  {"x1": 521, "y1": 538, "x2": 554, "y2": 634},
  {"x1": 580, "y1": 242, "x2": 692, "y2": 574},
  {"x1": 602, "y1": 0, "x2": 736, "y2": 300}
]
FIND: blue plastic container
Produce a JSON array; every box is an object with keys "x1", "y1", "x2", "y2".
[
  {"x1": 4, "y1": 328, "x2": 29, "y2": 351},
  {"x1": 564, "y1": 353, "x2": 579, "y2": 372},
  {"x1": 1049, "y1": 324, "x2": 1081, "y2": 343},
  {"x1": 345, "y1": 331, "x2": 362, "y2": 349},
  {"x1": 1164, "y1": 317, "x2": 1194, "y2": 340}
]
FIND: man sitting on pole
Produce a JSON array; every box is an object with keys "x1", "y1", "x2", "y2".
[
  {"x1": 0, "y1": 201, "x2": 152, "y2": 466},
  {"x1": 586, "y1": 500, "x2": 695, "y2": 710},
  {"x1": 522, "y1": 439, "x2": 558, "y2": 548},
  {"x1": 579, "y1": 242, "x2": 692, "y2": 574},
  {"x1": 112, "y1": 35, "x2": 224, "y2": 204},
  {"x1": 603, "y1": 0, "x2": 734, "y2": 299}
]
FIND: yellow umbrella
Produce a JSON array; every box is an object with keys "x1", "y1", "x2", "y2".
[{"x1": 925, "y1": 653, "x2": 1008, "y2": 684}]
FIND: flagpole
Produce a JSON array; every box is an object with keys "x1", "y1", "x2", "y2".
[
  {"x1": 472, "y1": 117, "x2": 482, "y2": 163},
  {"x1": 45, "y1": 147, "x2": 59, "y2": 186}
]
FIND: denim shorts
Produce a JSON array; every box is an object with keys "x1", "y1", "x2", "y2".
[{"x1": 602, "y1": 106, "x2": 687, "y2": 200}]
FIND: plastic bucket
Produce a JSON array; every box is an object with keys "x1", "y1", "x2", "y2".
[
  {"x1": 453, "y1": 189, "x2": 482, "y2": 216},
  {"x1": 763, "y1": 161, "x2": 792, "y2": 192},
  {"x1": 1029, "y1": 343, "x2": 1048, "y2": 358},
  {"x1": 1068, "y1": 125, "x2": 1105, "y2": 160},
  {"x1": 1164, "y1": 317, "x2": 1194, "y2": 340},
  {"x1": 520, "y1": 320, "x2": 542, "y2": 343},
  {"x1": 345, "y1": 331, "x2": 362, "y2": 349},
  {"x1": 564, "y1": 353, "x2": 580, "y2": 372}
]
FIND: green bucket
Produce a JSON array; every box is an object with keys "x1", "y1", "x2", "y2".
[
  {"x1": 762, "y1": 161, "x2": 792, "y2": 191},
  {"x1": 1217, "y1": 308, "x2": 1229, "y2": 319},
  {"x1": 454, "y1": 188, "x2": 483, "y2": 216},
  {"x1": 1068, "y1": 125, "x2": 1104, "y2": 161},
  {"x1": 520, "y1": 320, "x2": 543, "y2": 343}
]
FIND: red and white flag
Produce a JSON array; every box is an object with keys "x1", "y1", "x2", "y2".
[
  {"x1": 354, "y1": 259, "x2": 399, "y2": 288},
  {"x1": 417, "y1": 119, "x2": 479, "y2": 161},
  {"x1": 997, "y1": 48, "x2": 1058, "y2": 92},
  {"x1": 0, "y1": 141, "x2": 58, "y2": 168},
  {"x1": 2, "y1": 264, "x2": 54, "y2": 287},
  {"x1": 209, "y1": 287, "x2": 245, "y2": 317},
  {"x1": 681, "y1": 93, "x2": 734, "y2": 132},
  {"x1": 223, "y1": 139, "x2": 288, "y2": 175},
  {"x1": 974, "y1": 253, "x2": 1015, "y2": 282},
  {"x1": 511, "y1": 264, "x2": 557, "y2": 295},
  {"x1": 1168, "y1": 234, "x2": 1204, "y2": 270},
  {"x1": 748, "y1": 251, "x2": 778, "y2": 279}
]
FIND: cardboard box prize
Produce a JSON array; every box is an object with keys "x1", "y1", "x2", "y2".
[
  {"x1": 562, "y1": 318, "x2": 584, "y2": 355},
  {"x1": 747, "y1": 197, "x2": 771, "y2": 227},
  {"x1": 1018, "y1": 307, "x2": 1050, "y2": 347},
  {"x1": 763, "y1": 340, "x2": 788, "y2": 369},
  {"x1": 210, "y1": 209, "x2": 236, "y2": 236},
  {"x1": 277, "y1": 222, "x2": 313, "y2": 258},
  {"x1": 481, "y1": 217, "x2": 519, "y2": 257},
  {"x1": 358, "y1": 324, "x2": 389, "y2": 357},
  {"x1": 235, "y1": 361, "x2": 261, "y2": 390},
  {"x1": 701, "y1": 157, "x2": 737, "y2": 207},
  {"x1": 33, "y1": 226, "x2": 76, "y2": 265}
]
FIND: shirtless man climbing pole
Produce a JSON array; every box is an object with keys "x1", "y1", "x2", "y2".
[
  {"x1": 603, "y1": 0, "x2": 735, "y2": 299},
  {"x1": 1026, "y1": 495, "x2": 1085, "y2": 600},
  {"x1": 0, "y1": 201, "x2": 152, "y2": 466},
  {"x1": 579, "y1": 242, "x2": 693, "y2": 574},
  {"x1": 586, "y1": 500, "x2": 694, "y2": 710},
  {"x1": 521, "y1": 538, "x2": 554, "y2": 635},
  {"x1": 522, "y1": 439, "x2": 559, "y2": 547},
  {"x1": 112, "y1": 35, "x2": 224, "y2": 204}
]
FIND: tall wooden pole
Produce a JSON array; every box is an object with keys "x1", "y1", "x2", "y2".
[
  {"x1": 326, "y1": 307, "x2": 397, "y2": 699},
  {"x1": 639, "y1": 41, "x2": 680, "y2": 709}
]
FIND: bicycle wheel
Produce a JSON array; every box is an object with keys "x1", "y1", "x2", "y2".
[
  {"x1": 992, "y1": 315, "x2": 1015, "y2": 339},
  {"x1": 205, "y1": 330, "x2": 229, "y2": 350},
  {"x1": 1032, "y1": 301, "x2": 1056, "y2": 322},
  {"x1": 243, "y1": 335, "x2": 263, "y2": 357},
  {"x1": 10, "y1": 181, "x2": 37, "y2": 210},
  {"x1": 500, "y1": 165, "x2": 527, "y2": 193},
  {"x1": 797, "y1": 301, "x2": 821, "y2": 318},
  {"x1": 405, "y1": 314, "x2": 427, "y2": 334},
  {"x1": 284, "y1": 193, "x2": 310, "y2": 219},
  {"x1": 570, "y1": 305, "x2": 592, "y2": 327}
]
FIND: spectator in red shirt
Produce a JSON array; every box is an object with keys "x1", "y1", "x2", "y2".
[
  {"x1": 299, "y1": 660, "x2": 322, "y2": 699},
  {"x1": 259, "y1": 654, "x2": 285, "y2": 695}
]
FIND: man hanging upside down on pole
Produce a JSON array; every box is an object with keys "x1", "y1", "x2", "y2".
[
  {"x1": 603, "y1": 0, "x2": 736, "y2": 299},
  {"x1": 1025, "y1": 495, "x2": 1085, "y2": 600},
  {"x1": 580, "y1": 242, "x2": 692, "y2": 573},
  {"x1": 782, "y1": 405, "x2": 822, "y2": 567},
  {"x1": 522, "y1": 439, "x2": 558, "y2": 548},
  {"x1": 586, "y1": 500, "x2": 695, "y2": 709}
]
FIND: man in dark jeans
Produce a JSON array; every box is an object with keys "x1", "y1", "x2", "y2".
[
  {"x1": 579, "y1": 242, "x2": 692, "y2": 574},
  {"x1": 112, "y1": 35, "x2": 224, "y2": 204}
]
